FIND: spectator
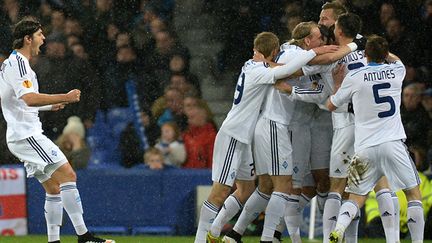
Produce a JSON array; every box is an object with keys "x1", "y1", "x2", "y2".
[
  {"x1": 47, "y1": 10, "x2": 65, "y2": 38},
  {"x1": 422, "y1": 88, "x2": 432, "y2": 168},
  {"x1": 385, "y1": 17, "x2": 419, "y2": 66},
  {"x1": 56, "y1": 116, "x2": 90, "y2": 170},
  {"x1": 143, "y1": 147, "x2": 165, "y2": 170},
  {"x1": 401, "y1": 83, "x2": 430, "y2": 149},
  {"x1": 182, "y1": 98, "x2": 217, "y2": 169},
  {"x1": 120, "y1": 108, "x2": 159, "y2": 168},
  {"x1": 153, "y1": 86, "x2": 188, "y2": 131},
  {"x1": 155, "y1": 122, "x2": 186, "y2": 167},
  {"x1": 169, "y1": 55, "x2": 201, "y2": 95}
]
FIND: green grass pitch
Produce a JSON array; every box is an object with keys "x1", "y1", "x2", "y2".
[{"x1": 1, "y1": 236, "x2": 431, "y2": 243}]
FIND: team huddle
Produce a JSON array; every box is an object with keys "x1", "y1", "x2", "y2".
[{"x1": 195, "y1": 2, "x2": 424, "y2": 243}]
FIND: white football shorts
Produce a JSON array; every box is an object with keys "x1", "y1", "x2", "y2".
[
  {"x1": 7, "y1": 134, "x2": 68, "y2": 183},
  {"x1": 212, "y1": 131, "x2": 255, "y2": 186},
  {"x1": 253, "y1": 116, "x2": 293, "y2": 176},
  {"x1": 310, "y1": 109, "x2": 332, "y2": 170},
  {"x1": 290, "y1": 123, "x2": 311, "y2": 188},
  {"x1": 329, "y1": 124, "x2": 355, "y2": 178},
  {"x1": 346, "y1": 140, "x2": 421, "y2": 196}
]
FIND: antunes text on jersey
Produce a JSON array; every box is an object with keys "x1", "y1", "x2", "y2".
[{"x1": 363, "y1": 69, "x2": 395, "y2": 82}]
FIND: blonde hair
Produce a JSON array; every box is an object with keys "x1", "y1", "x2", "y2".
[
  {"x1": 253, "y1": 32, "x2": 279, "y2": 58},
  {"x1": 144, "y1": 147, "x2": 163, "y2": 163},
  {"x1": 289, "y1": 21, "x2": 319, "y2": 47},
  {"x1": 322, "y1": 1, "x2": 348, "y2": 20}
]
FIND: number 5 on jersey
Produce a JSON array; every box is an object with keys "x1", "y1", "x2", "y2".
[{"x1": 372, "y1": 82, "x2": 395, "y2": 118}]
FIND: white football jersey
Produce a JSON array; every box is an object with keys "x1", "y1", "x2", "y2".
[
  {"x1": 259, "y1": 44, "x2": 315, "y2": 125},
  {"x1": 302, "y1": 49, "x2": 367, "y2": 128},
  {"x1": 331, "y1": 60, "x2": 406, "y2": 151},
  {"x1": 0, "y1": 50, "x2": 43, "y2": 142},
  {"x1": 220, "y1": 49, "x2": 317, "y2": 144}
]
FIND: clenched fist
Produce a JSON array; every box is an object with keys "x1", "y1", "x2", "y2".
[{"x1": 66, "y1": 89, "x2": 81, "y2": 103}]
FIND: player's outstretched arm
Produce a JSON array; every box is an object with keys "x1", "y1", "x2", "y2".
[
  {"x1": 309, "y1": 43, "x2": 358, "y2": 65},
  {"x1": 273, "y1": 49, "x2": 318, "y2": 79},
  {"x1": 38, "y1": 103, "x2": 66, "y2": 111},
  {"x1": 385, "y1": 52, "x2": 401, "y2": 63},
  {"x1": 21, "y1": 89, "x2": 81, "y2": 107}
]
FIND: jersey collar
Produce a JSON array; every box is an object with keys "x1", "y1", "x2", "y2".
[{"x1": 368, "y1": 62, "x2": 383, "y2": 66}]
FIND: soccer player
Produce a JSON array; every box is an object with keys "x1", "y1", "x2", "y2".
[
  {"x1": 326, "y1": 35, "x2": 424, "y2": 243},
  {"x1": 0, "y1": 19, "x2": 114, "y2": 243},
  {"x1": 195, "y1": 32, "x2": 332, "y2": 243}
]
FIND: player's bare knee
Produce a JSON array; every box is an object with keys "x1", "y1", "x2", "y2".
[
  {"x1": 404, "y1": 186, "x2": 422, "y2": 201},
  {"x1": 272, "y1": 175, "x2": 293, "y2": 193},
  {"x1": 258, "y1": 175, "x2": 273, "y2": 195},
  {"x1": 330, "y1": 177, "x2": 347, "y2": 193},
  {"x1": 208, "y1": 182, "x2": 231, "y2": 206},
  {"x1": 234, "y1": 180, "x2": 255, "y2": 202},
  {"x1": 42, "y1": 180, "x2": 60, "y2": 194}
]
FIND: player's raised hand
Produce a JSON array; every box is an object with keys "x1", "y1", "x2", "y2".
[
  {"x1": 332, "y1": 64, "x2": 345, "y2": 90},
  {"x1": 66, "y1": 89, "x2": 81, "y2": 103},
  {"x1": 51, "y1": 103, "x2": 66, "y2": 111},
  {"x1": 312, "y1": 45, "x2": 339, "y2": 55},
  {"x1": 274, "y1": 80, "x2": 293, "y2": 94}
]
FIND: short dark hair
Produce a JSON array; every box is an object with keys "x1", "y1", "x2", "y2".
[
  {"x1": 365, "y1": 35, "x2": 389, "y2": 63},
  {"x1": 12, "y1": 18, "x2": 42, "y2": 49},
  {"x1": 336, "y1": 13, "x2": 362, "y2": 38},
  {"x1": 322, "y1": 1, "x2": 348, "y2": 19}
]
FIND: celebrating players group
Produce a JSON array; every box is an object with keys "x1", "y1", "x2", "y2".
[{"x1": 195, "y1": 2, "x2": 425, "y2": 243}]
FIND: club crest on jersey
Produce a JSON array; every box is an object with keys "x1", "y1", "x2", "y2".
[
  {"x1": 230, "y1": 171, "x2": 236, "y2": 179},
  {"x1": 293, "y1": 166, "x2": 299, "y2": 174},
  {"x1": 51, "y1": 150, "x2": 57, "y2": 157},
  {"x1": 282, "y1": 161, "x2": 289, "y2": 169},
  {"x1": 22, "y1": 80, "x2": 32, "y2": 88}
]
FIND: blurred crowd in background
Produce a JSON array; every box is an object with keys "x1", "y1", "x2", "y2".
[{"x1": 0, "y1": 0, "x2": 431, "y2": 175}]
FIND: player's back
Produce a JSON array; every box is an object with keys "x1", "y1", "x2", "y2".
[
  {"x1": 219, "y1": 59, "x2": 275, "y2": 144},
  {"x1": 348, "y1": 61, "x2": 406, "y2": 151}
]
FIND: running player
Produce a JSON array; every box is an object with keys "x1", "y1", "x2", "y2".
[
  {"x1": 0, "y1": 19, "x2": 114, "y2": 243},
  {"x1": 196, "y1": 32, "x2": 332, "y2": 243},
  {"x1": 327, "y1": 35, "x2": 424, "y2": 243}
]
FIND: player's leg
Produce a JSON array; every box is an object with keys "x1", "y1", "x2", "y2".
[
  {"x1": 391, "y1": 191, "x2": 400, "y2": 243},
  {"x1": 41, "y1": 178, "x2": 62, "y2": 243},
  {"x1": 330, "y1": 147, "x2": 381, "y2": 243},
  {"x1": 404, "y1": 186, "x2": 424, "y2": 243},
  {"x1": 384, "y1": 141, "x2": 424, "y2": 243},
  {"x1": 50, "y1": 163, "x2": 113, "y2": 243},
  {"x1": 210, "y1": 142, "x2": 256, "y2": 238},
  {"x1": 311, "y1": 168, "x2": 330, "y2": 212},
  {"x1": 196, "y1": 131, "x2": 245, "y2": 243},
  {"x1": 256, "y1": 118, "x2": 295, "y2": 242},
  {"x1": 310, "y1": 112, "x2": 332, "y2": 214},
  {"x1": 224, "y1": 174, "x2": 273, "y2": 243},
  {"x1": 323, "y1": 125, "x2": 354, "y2": 243},
  {"x1": 209, "y1": 179, "x2": 255, "y2": 238},
  {"x1": 373, "y1": 177, "x2": 396, "y2": 243}
]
